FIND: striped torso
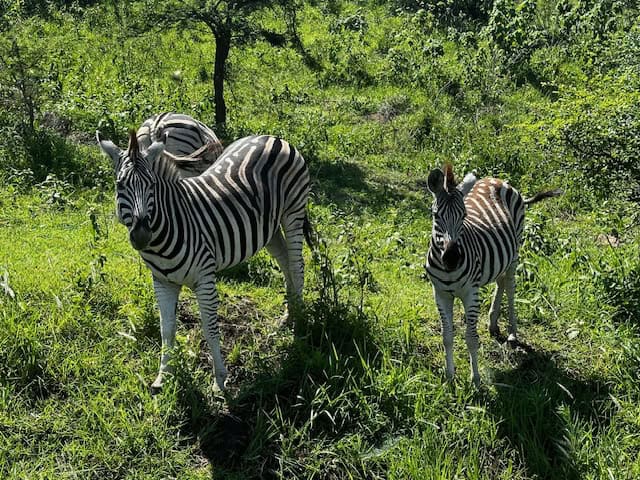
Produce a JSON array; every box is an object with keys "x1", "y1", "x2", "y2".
[
  {"x1": 426, "y1": 178, "x2": 525, "y2": 294},
  {"x1": 139, "y1": 135, "x2": 309, "y2": 287}
]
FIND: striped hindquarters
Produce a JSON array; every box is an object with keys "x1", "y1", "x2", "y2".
[
  {"x1": 137, "y1": 112, "x2": 223, "y2": 176},
  {"x1": 463, "y1": 178, "x2": 525, "y2": 286}
]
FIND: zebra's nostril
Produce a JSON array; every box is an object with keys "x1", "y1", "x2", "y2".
[
  {"x1": 131, "y1": 215, "x2": 150, "y2": 232},
  {"x1": 129, "y1": 219, "x2": 152, "y2": 250}
]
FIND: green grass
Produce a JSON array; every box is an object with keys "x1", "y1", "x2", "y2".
[
  {"x1": 2, "y1": 1, "x2": 640, "y2": 479},
  {"x1": 2, "y1": 170, "x2": 639, "y2": 479}
]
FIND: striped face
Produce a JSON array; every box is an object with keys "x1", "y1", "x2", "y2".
[
  {"x1": 428, "y1": 165, "x2": 468, "y2": 271},
  {"x1": 115, "y1": 159, "x2": 156, "y2": 250},
  {"x1": 97, "y1": 130, "x2": 165, "y2": 251}
]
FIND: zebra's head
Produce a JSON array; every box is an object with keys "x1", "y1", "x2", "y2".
[
  {"x1": 427, "y1": 164, "x2": 475, "y2": 271},
  {"x1": 97, "y1": 130, "x2": 165, "y2": 251}
]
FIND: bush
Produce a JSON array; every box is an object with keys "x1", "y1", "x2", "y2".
[
  {"x1": 598, "y1": 255, "x2": 640, "y2": 326},
  {"x1": 554, "y1": 87, "x2": 640, "y2": 199},
  {"x1": 390, "y1": 1, "x2": 493, "y2": 30}
]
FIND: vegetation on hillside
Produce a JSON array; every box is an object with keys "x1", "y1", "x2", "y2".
[{"x1": 1, "y1": 1, "x2": 639, "y2": 478}]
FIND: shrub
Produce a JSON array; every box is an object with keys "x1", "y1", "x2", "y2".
[
  {"x1": 390, "y1": 1, "x2": 493, "y2": 30},
  {"x1": 555, "y1": 88, "x2": 640, "y2": 199}
]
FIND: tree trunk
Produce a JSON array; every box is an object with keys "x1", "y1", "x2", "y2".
[{"x1": 213, "y1": 30, "x2": 231, "y2": 129}]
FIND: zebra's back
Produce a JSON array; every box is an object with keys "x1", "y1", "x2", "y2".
[
  {"x1": 200, "y1": 135, "x2": 309, "y2": 214},
  {"x1": 463, "y1": 178, "x2": 525, "y2": 287}
]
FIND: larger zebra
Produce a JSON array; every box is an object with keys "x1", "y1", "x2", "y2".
[
  {"x1": 137, "y1": 112, "x2": 224, "y2": 177},
  {"x1": 425, "y1": 164, "x2": 561, "y2": 386},
  {"x1": 97, "y1": 130, "x2": 311, "y2": 392}
]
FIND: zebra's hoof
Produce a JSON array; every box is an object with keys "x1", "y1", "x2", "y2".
[
  {"x1": 507, "y1": 333, "x2": 518, "y2": 347},
  {"x1": 489, "y1": 327, "x2": 501, "y2": 338},
  {"x1": 445, "y1": 368, "x2": 455, "y2": 383},
  {"x1": 214, "y1": 371, "x2": 228, "y2": 392},
  {"x1": 278, "y1": 308, "x2": 292, "y2": 328},
  {"x1": 150, "y1": 379, "x2": 164, "y2": 396},
  {"x1": 150, "y1": 371, "x2": 168, "y2": 395}
]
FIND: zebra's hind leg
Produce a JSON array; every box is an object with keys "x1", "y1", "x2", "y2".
[
  {"x1": 265, "y1": 229, "x2": 294, "y2": 325},
  {"x1": 462, "y1": 288, "x2": 482, "y2": 387},
  {"x1": 151, "y1": 278, "x2": 181, "y2": 394},
  {"x1": 194, "y1": 279, "x2": 227, "y2": 391},
  {"x1": 504, "y1": 262, "x2": 518, "y2": 346},
  {"x1": 282, "y1": 213, "x2": 306, "y2": 323},
  {"x1": 488, "y1": 274, "x2": 507, "y2": 338}
]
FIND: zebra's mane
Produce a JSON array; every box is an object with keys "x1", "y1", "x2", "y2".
[
  {"x1": 147, "y1": 149, "x2": 181, "y2": 181},
  {"x1": 126, "y1": 131, "x2": 181, "y2": 182}
]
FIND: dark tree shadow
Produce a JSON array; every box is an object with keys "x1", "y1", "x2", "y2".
[
  {"x1": 173, "y1": 297, "x2": 383, "y2": 479},
  {"x1": 487, "y1": 342, "x2": 615, "y2": 480},
  {"x1": 309, "y1": 158, "x2": 431, "y2": 215}
]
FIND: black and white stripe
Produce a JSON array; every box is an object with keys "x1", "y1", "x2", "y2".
[
  {"x1": 98, "y1": 131, "x2": 311, "y2": 391},
  {"x1": 137, "y1": 112, "x2": 223, "y2": 177},
  {"x1": 425, "y1": 164, "x2": 561, "y2": 385}
]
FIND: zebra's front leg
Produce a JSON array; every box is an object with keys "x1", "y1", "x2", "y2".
[
  {"x1": 151, "y1": 278, "x2": 181, "y2": 393},
  {"x1": 462, "y1": 288, "x2": 481, "y2": 387},
  {"x1": 194, "y1": 279, "x2": 227, "y2": 391},
  {"x1": 434, "y1": 288, "x2": 455, "y2": 381}
]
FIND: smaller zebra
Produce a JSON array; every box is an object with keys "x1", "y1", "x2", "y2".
[
  {"x1": 137, "y1": 112, "x2": 224, "y2": 177},
  {"x1": 425, "y1": 164, "x2": 561, "y2": 386}
]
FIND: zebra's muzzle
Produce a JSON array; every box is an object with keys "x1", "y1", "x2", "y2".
[
  {"x1": 129, "y1": 216, "x2": 152, "y2": 250},
  {"x1": 441, "y1": 242, "x2": 462, "y2": 272}
]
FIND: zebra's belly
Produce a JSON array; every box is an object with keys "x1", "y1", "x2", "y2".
[
  {"x1": 473, "y1": 252, "x2": 518, "y2": 288},
  {"x1": 210, "y1": 218, "x2": 279, "y2": 272}
]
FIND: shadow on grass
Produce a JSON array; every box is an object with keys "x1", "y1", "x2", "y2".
[
  {"x1": 173, "y1": 298, "x2": 384, "y2": 479},
  {"x1": 488, "y1": 343, "x2": 614, "y2": 480},
  {"x1": 310, "y1": 158, "x2": 430, "y2": 215}
]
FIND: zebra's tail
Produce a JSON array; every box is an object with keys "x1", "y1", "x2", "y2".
[
  {"x1": 303, "y1": 213, "x2": 315, "y2": 249},
  {"x1": 524, "y1": 188, "x2": 564, "y2": 206}
]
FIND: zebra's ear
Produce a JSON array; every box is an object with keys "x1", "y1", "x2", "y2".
[
  {"x1": 457, "y1": 171, "x2": 477, "y2": 197},
  {"x1": 427, "y1": 169, "x2": 444, "y2": 195},
  {"x1": 96, "y1": 130, "x2": 122, "y2": 169},
  {"x1": 443, "y1": 163, "x2": 456, "y2": 192}
]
